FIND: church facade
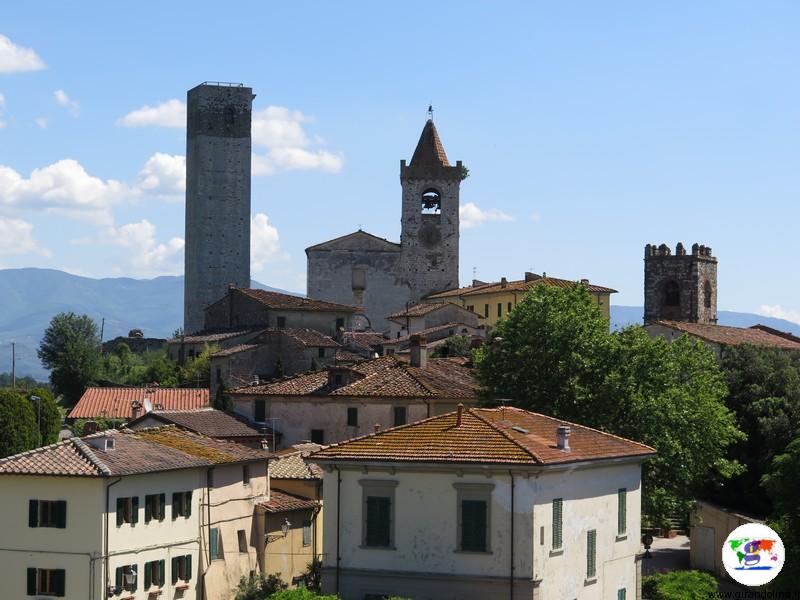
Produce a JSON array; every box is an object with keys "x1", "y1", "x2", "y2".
[{"x1": 306, "y1": 119, "x2": 464, "y2": 331}]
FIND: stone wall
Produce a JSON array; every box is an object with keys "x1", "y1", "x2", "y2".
[{"x1": 643, "y1": 242, "x2": 718, "y2": 324}]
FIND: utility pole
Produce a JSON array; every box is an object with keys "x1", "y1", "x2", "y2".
[
  {"x1": 100, "y1": 317, "x2": 105, "y2": 343},
  {"x1": 11, "y1": 341, "x2": 15, "y2": 390}
]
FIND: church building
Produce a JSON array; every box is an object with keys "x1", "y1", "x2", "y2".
[{"x1": 306, "y1": 119, "x2": 464, "y2": 331}]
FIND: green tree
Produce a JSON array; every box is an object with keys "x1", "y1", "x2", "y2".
[
  {"x1": 27, "y1": 387, "x2": 62, "y2": 446},
  {"x1": 179, "y1": 344, "x2": 218, "y2": 387},
  {"x1": 761, "y1": 435, "x2": 800, "y2": 593},
  {"x1": 38, "y1": 312, "x2": 101, "y2": 405},
  {"x1": 642, "y1": 571, "x2": 717, "y2": 599},
  {"x1": 0, "y1": 389, "x2": 39, "y2": 457},
  {"x1": 214, "y1": 383, "x2": 233, "y2": 411},
  {"x1": 431, "y1": 335, "x2": 472, "y2": 358},
  {"x1": 476, "y1": 284, "x2": 743, "y2": 526},
  {"x1": 234, "y1": 572, "x2": 287, "y2": 600}
]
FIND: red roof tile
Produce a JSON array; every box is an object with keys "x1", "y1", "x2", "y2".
[
  {"x1": 426, "y1": 276, "x2": 617, "y2": 299},
  {"x1": 653, "y1": 321, "x2": 800, "y2": 350},
  {"x1": 259, "y1": 489, "x2": 319, "y2": 513},
  {"x1": 237, "y1": 288, "x2": 357, "y2": 312},
  {"x1": 127, "y1": 408, "x2": 264, "y2": 438},
  {"x1": 68, "y1": 387, "x2": 210, "y2": 420},
  {"x1": 271, "y1": 445, "x2": 324, "y2": 479},
  {"x1": 312, "y1": 407, "x2": 655, "y2": 466},
  {"x1": 410, "y1": 119, "x2": 449, "y2": 167}
]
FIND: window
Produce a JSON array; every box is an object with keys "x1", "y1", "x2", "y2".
[
  {"x1": 455, "y1": 483, "x2": 493, "y2": 553},
  {"x1": 552, "y1": 498, "x2": 563, "y2": 550},
  {"x1": 27, "y1": 568, "x2": 65, "y2": 597},
  {"x1": 254, "y1": 399, "x2": 266, "y2": 423},
  {"x1": 507, "y1": 302, "x2": 512, "y2": 313},
  {"x1": 276, "y1": 316, "x2": 286, "y2": 328},
  {"x1": 172, "y1": 491, "x2": 192, "y2": 520},
  {"x1": 386, "y1": 348, "x2": 395, "y2": 355},
  {"x1": 114, "y1": 564, "x2": 138, "y2": 592},
  {"x1": 171, "y1": 555, "x2": 192, "y2": 584},
  {"x1": 210, "y1": 527, "x2": 224, "y2": 560},
  {"x1": 393, "y1": 406, "x2": 407, "y2": 427},
  {"x1": 144, "y1": 559, "x2": 165, "y2": 588},
  {"x1": 466, "y1": 305, "x2": 474, "y2": 312},
  {"x1": 336, "y1": 317, "x2": 345, "y2": 329},
  {"x1": 347, "y1": 407, "x2": 358, "y2": 427},
  {"x1": 703, "y1": 280, "x2": 712, "y2": 308},
  {"x1": 318, "y1": 347, "x2": 326, "y2": 359},
  {"x1": 484, "y1": 304, "x2": 489, "y2": 318},
  {"x1": 302, "y1": 519, "x2": 312, "y2": 547},
  {"x1": 618, "y1": 488, "x2": 627, "y2": 536},
  {"x1": 216, "y1": 367, "x2": 222, "y2": 383},
  {"x1": 311, "y1": 429, "x2": 324, "y2": 444},
  {"x1": 617, "y1": 589, "x2": 627, "y2": 600},
  {"x1": 497, "y1": 303, "x2": 502, "y2": 317},
  {"x1": 360, "y1": 480, "x2": 398, "y2": 548},
  {"x1": 237, "y1": 529, "x2": 248, "y2": 553},
  {"x1": 243, "y1": 465, "x2": 251, "y2": 486},
  {"x1": 144, "y1": 493, "x2": 165, "y2": 523},
  {"x1": 664, "y1": 280, "x2": 681, "y2": 307},
  {"x1": 29, "y1": 499, "x2": 66, "y2": 529},
  {"x1": 587, "y1": 529, "x2": 597, "y2": 579},
  {"x1": 421, "y1": 188, "x2": 441, "y2": 214},
  {"x1": 116, "y1": 496, "x2": 139, "y2": 527}
]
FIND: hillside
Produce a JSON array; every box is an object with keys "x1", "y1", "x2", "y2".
[
  {"x1": 0, "y1": 268, "x2": 295, "y2": 380},
  {"x1": 611, "y1": 305, "x2": 800, "y2": 335}
]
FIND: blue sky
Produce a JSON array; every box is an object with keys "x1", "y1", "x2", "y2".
[{"x1": 0, "y1": 2, "x2": 799, "y2": 322}]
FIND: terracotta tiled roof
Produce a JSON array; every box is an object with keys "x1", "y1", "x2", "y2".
[
  {"x1": 271, "y1": 444, "x2": 324, "y2": 479},
  {"x1": 279, "y1": 328, "x2": 340, "y2": 348},
  {"x1": 127, "y1": 408, "x2": 264, "y2": 438},
  {"x1": 210, "y1": 344, "x2": 260, "y2": 358},
  {"x1": 0, "y1": 426, "x2": 267, "y2": 477},
  {"x1": 259, "y1": 489, "x2": 319, "y2": 513},
  {"x1": 388, "y1": 302, "x2": 455, "y2": 319},
  {"x1": 335, "y1": 349, "x2": 367, "y2": 362},
  {"x1": 312, "y1": 407, "x2": 655, "y2": 466},
  {"x1": 384, "y1": 323, "x2": 477, "y2": 346},
  {"x1": 426, "y1": 276, "x2": 617, "y2": 299},
  {"x1": 68, "y1": 387, "x2": 210, "y2": 420},
  {"x1": 237, "y1": 288, "x2": 357, "y2": 312},
  {"x1": 410, "y1": 119, "x2": 449, "y2": 167},
  {"x1": 172, "y1": 329, "x2": 261, "y2": 344},
  {"x1": 654, "y1": 321, "x2": 800, "y2": 350},
  {"x1": 341, "y1": 331, "x2": 388, "y2": 351},
  {"x1": 229, "y1": 356, "x2": 478, "y2": 400},
  {"x1": 749, "y1": 324, "x2": 800, "y2": 344}
]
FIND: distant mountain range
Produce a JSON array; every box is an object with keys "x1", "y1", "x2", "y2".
[
  {"x1": 1, "y1": 269, "x2": 798, "y2": 380},
  {"x1": 0, "y1": 268, "x2": 294, "y2": 380}
]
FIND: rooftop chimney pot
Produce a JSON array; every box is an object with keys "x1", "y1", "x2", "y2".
[
  {"x1": 556, "y1": 425, "x2": 571, "y2": 451},
  {"x1": 374, "y1": 423, "x2": 381, "y2": 433},
  {"x1": 500, "y1": 277, "x2": 508, "y2": 288},
  {"x1": 580, "y1": 278, "x2": 589, "y2": 285},
  {"x1": 410, "y1": 334, "x2": 428, "y2": 368},
  {"x1": 456, "y1": 403, "x2": 464, "y2": 427}
]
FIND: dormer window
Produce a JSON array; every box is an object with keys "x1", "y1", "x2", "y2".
[{"x1": 421, "y1": 189, "x2": 441, "y2": 214}]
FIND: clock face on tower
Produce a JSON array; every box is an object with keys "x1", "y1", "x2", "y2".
[{"x1": 419, "y1": 223, "x2": 441, "y2": 248}]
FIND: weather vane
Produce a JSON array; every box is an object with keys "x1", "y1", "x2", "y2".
[{"x1": 427, "y1": 104, "x2": 434, "y2": 120}]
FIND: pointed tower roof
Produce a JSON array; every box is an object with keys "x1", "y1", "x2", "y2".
[{"x1": 410, "y1": 119, "x2": 450, "y2": 167}]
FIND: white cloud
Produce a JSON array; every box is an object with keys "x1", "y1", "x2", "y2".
[
  {"x1": 137, "y1": 152, "x2": 185, "y2": 199},
  {"x1": 0, "y1": 159, "x2": 130, "y2": 225},
  {"x1": 251, "y1": 147, "x2": 343, "y2": 175},
  {"x1": 251, "y1": 212, "x2": 287, "y2": 273},
  {"x1": 757, "y1": 304, "x2": 800, "y2": 326},
  {"x1": 460, "y1": 202, "x2": 514, "y2": 230},
  {"x1": 35, "y1": 117, "x2": 47, "y2": 129},
  {"x1": 118, "y1": 99, "x2": 186, "y2": 128},
  {"x1": 54, "y1": 89, "x2": 79, "y2": 117},
  {"x1": 0, "y1": 93, "x2": 5, "y2": 110},
  {"x1": 85, "y1": 219, "x2": 184, "y2": 276},
  {"x1": 530, "y1": 212, "x2": 542, "y2": 223},
  {"x1": 0, "y1": 217, "x2": 50, "y2": 257},
  {"x1": 0, "y1": 35, "x2": 45, "y2": 73}
]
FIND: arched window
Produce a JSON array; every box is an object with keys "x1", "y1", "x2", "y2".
[
  {"x1": 703, "y1": 281, "x2": 712, "y2": 308},
  {"x1": 421, "y1": 189, "x2": 441, "y2": 214},
  {"x1": 664, "y1": 281, "x2": 681, "y2": 307}
]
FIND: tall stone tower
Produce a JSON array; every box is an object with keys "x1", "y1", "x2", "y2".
[
  {"x1": 184, "y1": 83, "x2": 253, "y2": 334},
  {"x1": 400, "y1": 119, "x2": 462, "y2": 302},
  {"x1": 644, "y1": 242, "x2": 718, "y2": 324}
]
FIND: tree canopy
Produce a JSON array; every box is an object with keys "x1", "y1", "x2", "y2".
[
  {"x1": 38, "y1": 312, "x2": 102, "y2": 405},
  {"x1": 0, "y1": 389, "x2": 39, "y2": 458},
  {"x1": 475, "y1": 284, "x2": 743, "y2": 526},
  {"x1": 26, "y1": 387, "x2": 62, "y2": 446}
]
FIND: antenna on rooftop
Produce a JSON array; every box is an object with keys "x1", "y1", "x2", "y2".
[{"x1": 472, "y1": 266, "x2": 477, "y2": 279}]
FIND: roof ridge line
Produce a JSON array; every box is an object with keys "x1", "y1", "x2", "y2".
[
  {"x1": 468, "y1": 408, "x2": 545, "y2": 463},
  {"x1": 72, "y1": 438, "x2": 112, "y2": 476}
]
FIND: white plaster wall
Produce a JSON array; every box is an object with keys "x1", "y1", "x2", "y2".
[{"x1": 0, "y1": 475, "x2": 104, "y2": 600}]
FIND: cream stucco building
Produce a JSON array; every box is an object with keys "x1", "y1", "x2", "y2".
[
  {"x1": 0, "y1": 426, "x2": 269, "y2": 600},
  {"x1": 312, "y1": 406, "x2": 655, "y2": 600}
]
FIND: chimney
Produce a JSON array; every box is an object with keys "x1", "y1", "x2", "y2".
[
  {"x1": 83, "y1": 420, "x2": 99, "y2": 436},
  {"x1": 374, "y1": 423, "x2": 381, "y2": 433},
  {"x1": 580, "y1": 278, "x2": 589, "y2": 286},
  {"x1": 456, "y1": 403, "x2": 464, "y2": 427},
  {"x1": 524, "y1": 272, "x2": 540, "y2": 282},
  {"x1": 500, "y1": 277, "x2": 508, "y2": 288},
  {"x1": 410, "y1": 334, "x2": 428, "y2": 368},
  {"x1": 131, "y1": 400, "x2": 142, "y2": 420},
  {"x1": 556, "y1": 425, "x2": 571, "y2": 451}
]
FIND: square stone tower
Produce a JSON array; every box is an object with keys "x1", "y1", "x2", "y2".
[
  {"x1": 399, "y1": 119, "x2": 462, "y2": 303},
  {"x1": 183, "y1": 82, "x2": 253, "y2": 334},
  {"x1": 644, "y1": 242, "x2": 718, "y2": 324}
]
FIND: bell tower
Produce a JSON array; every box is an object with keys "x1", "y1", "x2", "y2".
[{"x1": 400, "y1": 118, "x2": 462, "y2": 302}]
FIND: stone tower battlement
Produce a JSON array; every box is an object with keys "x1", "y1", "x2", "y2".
[
  {"x1": 644, "y1": 242, "x2": 718, "y2": 325},
  {"x1": 184, "y1": 82, "x2": 254, "y2": 334}
]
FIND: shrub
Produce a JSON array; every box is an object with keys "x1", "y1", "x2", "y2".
[
  {"x1": 268, "y1": 590, "x2": 338, "y2": 600},
  {"x1": 642, "y1": 570, "x2": 717, "y2": 599},
  {"x1": 235, "y1": 572, "x2": 287, "y2": 600}
]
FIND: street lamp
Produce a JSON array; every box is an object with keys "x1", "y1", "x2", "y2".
[{"x1": 30, "y1": 395, "x2": 41, "y2": 446}]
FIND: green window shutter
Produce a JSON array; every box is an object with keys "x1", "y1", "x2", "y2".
[
  {"x1": 185, "y1": 554, "x2": 192, "y2": 581},
  {"x1": 159, "y1": 494, "x2": 166, "y2": 521},
  {"x1": 54, "y1": 569, "x2": 65, "y2": 597},
  {"x1": 145, "y1": 496, "x2": 152, "y2": 523},
  {"x1": 131, "y1": 564, "x2": 138, "y2": 592},
  {"x1": 131, "y1": 497, "x2": 139, "y2": 525},
  {"x1": 618, "y1": 488, "x2": 627, "y2": 536},
  {"x1": 116, "y1": 498, "x2": 124, "y2": 527},
  {"x1": 365, "y1": 496, "x2": 391, "y2": 547},
  {"x1": 461, "y1": 500, "x2": 487, "y2": 551},
  {"x1": 255, "y1": 399, "x2": 266, "y2": 422},
  {"x1": 618, "y1": 589, "x2": 627, "y2": 600},
  {"x1": 56, "y1": 500, "x2": 67, "y2": 529},
  {"x1": 552, "y1": 498, "x2": 563, "y2": 549},
  {"x1": 29, "y1": 500, "x2": 39, "y2": 528},
  {"x1": 210, "y1": 528, "x2": 219, "y2": 560},
  {"x1": 587, "y1": 529, "x2": 597, "y2": 578},
  {"x1": 27, "y1": 568, "x2": 36, "y2": 595},
  {"x1": 171, "y1": 557, "x2": 179, "y2": 585},
  {"x1": 144, "y1": 562, "x2": 152, "y2": 589},
  {"x1": 186, "y1": 491, "x2": 192, "y2": 518},
  {"x1": 172, "y1": 492, "x2": 180, "y2": 520},
  {"x1": 115, "y1": 566, "x2": 123, "y2": 590},
  {"x1": 158, "y1": 560, "x2": 165, "y2": 586}
]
